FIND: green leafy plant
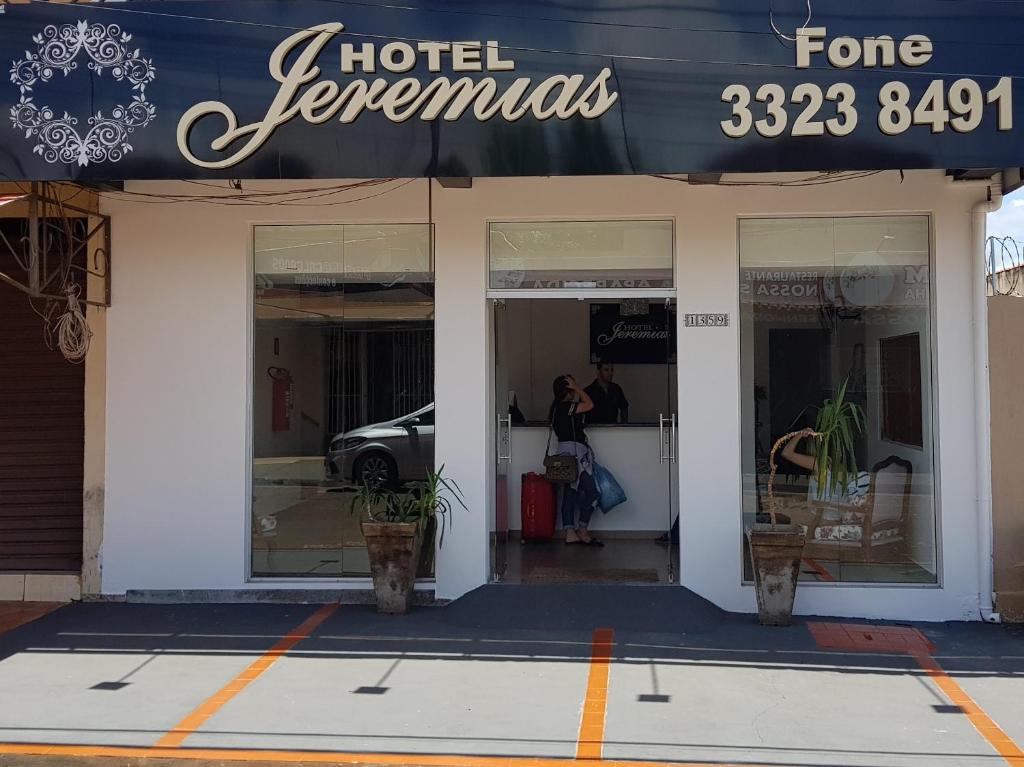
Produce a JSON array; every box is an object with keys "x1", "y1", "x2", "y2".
[
  {"x1": 350, "y1": 464, "x2": 468, "y2": 546},
  {"x1": 810, "y1": 379, "x2": 864, "y2": 501},
  {"x1": 766, "y1": 378, "x2": 864, "y2": 526}
]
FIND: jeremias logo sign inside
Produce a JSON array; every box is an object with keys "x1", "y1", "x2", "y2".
[{"x1": 176, "y1": 22, "x2": 619, "y2": 170}]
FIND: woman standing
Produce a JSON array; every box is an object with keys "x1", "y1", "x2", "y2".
[{"x1": 549, "y1": 375, "x2": 603, "y2": 546}]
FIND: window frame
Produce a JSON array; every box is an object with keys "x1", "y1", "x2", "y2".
[
  {"x1": 485, "y1": 217, "x2": 677, "y2": 299},
  {"x1": 245, "y1": 220, "x2": 436, "y2": 584},
  {"x1": 735, "y1": 211, "x2": 941, "y2": 588}
]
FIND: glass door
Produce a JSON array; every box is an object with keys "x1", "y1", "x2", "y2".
[
  {"x1": 491, "y1": 299, "x2": 510, "y2": 581},
  {"x1": 659, "y1": 298, "x2": 679, "y2": 582}
]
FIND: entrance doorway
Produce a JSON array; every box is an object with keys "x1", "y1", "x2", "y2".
[{"x1": 491, "y1": 297, "x2": 679, "y2": 584}]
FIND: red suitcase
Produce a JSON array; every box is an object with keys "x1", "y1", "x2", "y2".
[{"x1": 521, "y1": 472, "x2": 556, "y2": 541}]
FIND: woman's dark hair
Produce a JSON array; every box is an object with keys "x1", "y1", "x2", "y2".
[
  {"x1": 552, "y1": 375, "x2": 570, "y2": 401},
  {"x1": 548, "y1": 375, "x2": 571, "y2": 421}
]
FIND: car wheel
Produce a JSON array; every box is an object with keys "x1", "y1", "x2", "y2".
[{"x1": 355, "y1": 453, "x2": 397, "y2": 488}]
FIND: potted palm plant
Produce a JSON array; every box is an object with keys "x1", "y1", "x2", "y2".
[
  {"x1": 352, "y1": 465, "x2": 466, "y2": 614},
  {"x1": 748, "y1": 380, "x2": 863, "y2": 626}
]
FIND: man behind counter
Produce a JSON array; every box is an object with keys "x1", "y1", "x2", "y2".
[{"x1": 584, "y1": 363, "x2": 629, "y2": 424}]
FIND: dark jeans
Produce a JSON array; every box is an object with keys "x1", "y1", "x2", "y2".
[{"x1": 560, "y1": 471, "x2": 598, "y2": 528}]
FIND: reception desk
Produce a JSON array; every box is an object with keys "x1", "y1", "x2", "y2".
[{"x1": 505, "y1": 425, "x2": 678, "y2": 533}]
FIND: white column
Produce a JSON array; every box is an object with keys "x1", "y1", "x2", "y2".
[
  {"x1": 432, "y1": 183, "x2": 491, "y2": 600},
  {"x1": 676, "y1": 193, "x2": 754, "y2": 613}
]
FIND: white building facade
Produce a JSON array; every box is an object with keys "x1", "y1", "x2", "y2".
[{"x1": 93, "y1": 170, "x2": 1000, "y2": 621}]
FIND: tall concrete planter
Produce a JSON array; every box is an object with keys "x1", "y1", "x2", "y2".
[
  {"x1": 352, "y1": 465, "x2": 467, "y2": 615},
  {"x1": 362, "y1": 521, "x2": 423, "y2": 614},
  {"x1": 748, "y1": 428, "x2": 815, "y2": 627},
  {"x1": 750, "y1": 382, "x2": 864, "y2": 626},
  {"x1": 747, "y1": 524, "x2": 805, "y2": 626}
]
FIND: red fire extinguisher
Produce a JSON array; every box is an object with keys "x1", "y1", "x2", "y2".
[{"x1": 268, "y1": 366, "x2": 293, "y2": 432}]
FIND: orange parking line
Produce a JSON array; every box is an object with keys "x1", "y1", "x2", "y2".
[
  {"x1": 156, "y1": 602, "x2": 339, "y2": 748},
  {"x1": 913, "y1": 652, "x2": 1024, "y2": 767},
  {"x1": 0, "y1": 743, "x2": 756, "y2": 767},
  {"x1": 809, "y1": 623, "x2": 1023, "y2": 765},
  {"x1": 576, "y1": 627, "x2": 614, "y2": 761}
]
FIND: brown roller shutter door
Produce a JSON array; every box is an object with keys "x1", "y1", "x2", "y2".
[{"x1": 0, "y1": 218, "x2": 84, "y2": 572}]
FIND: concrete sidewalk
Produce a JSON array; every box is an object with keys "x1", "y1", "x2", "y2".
[{"x1": 0, "y1": 586, "x2": 1021, "y2": 767}]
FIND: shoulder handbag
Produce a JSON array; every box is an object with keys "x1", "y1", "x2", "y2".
[{"x1": 543, "y1": 404, "x2": 579, "y2": 484}]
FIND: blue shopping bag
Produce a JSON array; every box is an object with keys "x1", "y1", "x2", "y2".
[{"x1": 594, "y1": 462, "x2": 627, "y2": 513}]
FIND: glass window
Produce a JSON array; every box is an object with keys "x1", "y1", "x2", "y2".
[
  {"x1": 740, "y1": 216, "x2": 937, "y2": 584},
  {"x1": 488, "y1": 220, "x2": 673, "y2": 290},
  {"x1": 251, "y1": 224, "x2": 434, "y2": 579}
]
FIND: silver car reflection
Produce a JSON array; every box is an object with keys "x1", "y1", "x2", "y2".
[{"x1": 325, "y1": 403, "x2": 434, "y2": 487}]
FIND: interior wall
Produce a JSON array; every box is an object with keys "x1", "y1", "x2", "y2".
[
  {"x1": 862, "y1": 311, "x2": 937, "y2": 574},
  {"x1": 506, "y1": 427, "x2": 677, "y2": 533},
  {"x1": 503, "y1": 299, "x2": 675, "y2": 424},
  {"x1": 252, "y1": 323, "x2": 328, "y2": 459},
  {"x1": 742, "y1": 306, "x2": 938, "y2": 576}
]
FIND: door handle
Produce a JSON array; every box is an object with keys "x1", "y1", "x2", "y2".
[
  {"x1": 670, "y1": 413, "x2": 677, "y2": 464},
  {"x1": 658, "y1": 413, "x2": 668, "y2": 463},
  {"x1": 497, "y1": 414, "x2": 512, "y2": 461}
]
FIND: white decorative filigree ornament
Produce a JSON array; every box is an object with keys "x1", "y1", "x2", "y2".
[{"x1": 9, "y1": 20, "x2": 156, "y2": 166}]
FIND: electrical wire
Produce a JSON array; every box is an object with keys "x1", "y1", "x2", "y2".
[
  {"x1": 90, "y1": 178, "x2": 419, "y2": 207},
  {"x1": 90, "y1": 178, "x2": 395, "y2": 203},
  {"x1": 24, "y1": 0, "x2": 1024, "y2": 81},
  {"x1": 0, "y1": 179, "x2": 424, "y2": 363},
  {"x1": 93, "y1": 174, "x2": 888, "y2": 211},
  {"x1": 50, "y1": 282, "x2": 92, "y2": 363},
  {"x1": 316, "y1": 0, "x2": 825, "y2": 42},
  {"x1": 26, "y1": 0, "x2": 1024, "y2": 51},
  {"x1": 8, "y1": 173, "x2": 894, "y2": 218},
  {"x1": 0, "y1": 182, "x2": 98, "y2": 362},
  {"x1": 769, "y1": 0, "x2": 813, "y2": 43},
  {"x1": 0, "y1": 220, "x2": 32, "y2": 274},
  {"x1": 655, "y1": 170, "x2": 885, "y2": 187}
]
